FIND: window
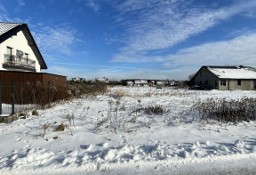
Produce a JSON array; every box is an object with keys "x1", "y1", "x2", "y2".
[
  {"x1": 237, "y1": 80, "x2": 241, "y2": 86},
  {"x1": 7, "y1": 46, "x2": 13, "y2": 55},
  {"x1": 215, "y1": 80, "x2": 218, "y2": 86},
  {"x1": 200, "y1": 72, "x2": 202, "y2": 77},
  {"x1": 205, "y1": 80, "x2": 208, "y2": 85},
  {"x1": 220, "y1": 80, "x2": 226, "y2": 86},
  {"x1": 6, "y1": 46, "x2": 14, "y2": 62}
]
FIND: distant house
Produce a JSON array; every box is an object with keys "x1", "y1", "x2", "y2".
[
  {"x1": 70, "y1": 77, "x2": 86, "y2": 83},
  {"x1": 190, "y1": 65, "x2": 256, "y2": 90},
  {"x1": 134, "y1": 79, "x2": 148, "y2": 86},
  {"x1": 126, "y1": 81, "x2": 134, "y2": 86},
  {"x1": 169, "y1": 80, "x2": 178, "y2": 86},
  {"x1": 155, "y1": 80, "x2": 165, "y2": 86},
  {"x1": 123, "y1": 79, "x2": 170, "y2": 87},
  {"x1": 95, "y1": 77, "x2": 109, "y2": 83}
]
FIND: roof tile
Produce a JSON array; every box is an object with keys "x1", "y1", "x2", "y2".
[{"x1": 0, "y1": 22, "x2": 21, "y2": 36}]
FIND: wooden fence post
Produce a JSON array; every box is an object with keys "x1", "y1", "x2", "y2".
[
  {"x1": 11, "y1": 81, "x2": 15, "y2": 115},
  {"x1": 0, "y1": 81, "x2": 2, "y2": 115},
  {"x1": 48, "y1": 81, "x2": 50, "y2": 104}
]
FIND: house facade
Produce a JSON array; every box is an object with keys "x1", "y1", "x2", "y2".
[
  {"x1": 0, "y1": 22, "x2": 66, "y2": 104},
  {"x1": 0, "y1": 22, "x2": 47, "y2": 72},
  {"x1": 190, "y1": 66, "x2": 256, "y2": 90}
]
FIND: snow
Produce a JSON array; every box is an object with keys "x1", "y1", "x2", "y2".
[
  {"x1": 207, "y1": 67, "x2": 256, "y2": 79},
  {"x1": 1, "y1": 86, "x2": 256, "y2": 174}
]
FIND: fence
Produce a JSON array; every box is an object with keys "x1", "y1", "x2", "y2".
[{"x1": 0, "y1": 81, "x2": 68, "y2": 116}]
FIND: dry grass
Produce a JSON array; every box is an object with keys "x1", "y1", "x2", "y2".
[
  {"x1": 14, "y1": 82, "x2": 69, "y2": 107},
  {"x1": 193, "y1": 97, "x2": 256, "y2": 123},
  {"x1": 69, "y1": 81, "x2": 108, "y2": 97},
  {"x1": 109, "y1": 89, "x2": 129, "y2": 99}
]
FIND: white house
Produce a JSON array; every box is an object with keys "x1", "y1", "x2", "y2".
[
  {"x1": 134, "y1": 79, "x2": 148, "y2": 86},
  {"x1": 126, "y1": 81, "x2": 134, "y2": 86},
  {"x1": 155, "y1": 80, "x2": 165, "y2": 86},
  {"x1": 95, "y1": 77, "x2": 109, "y2": 83},
  {"x1": 0, "y1": 22, "x2": 47, "y2": 72}
]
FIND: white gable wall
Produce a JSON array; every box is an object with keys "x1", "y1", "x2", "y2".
[{"x1": 0, "y1": 30, "x2": 41, "y2": 72}]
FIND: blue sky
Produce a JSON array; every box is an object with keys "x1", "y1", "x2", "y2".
[{"x1": 1, "y1": 0, "x2": 256, "y2": 80}]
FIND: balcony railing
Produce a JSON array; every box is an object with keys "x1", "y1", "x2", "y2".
[{"x1": 3, "y1": 54, "x2": 36, "y2": 71}]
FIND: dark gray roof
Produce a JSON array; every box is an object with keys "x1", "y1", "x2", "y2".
[
  {"x1": 202, "y1": 65, "x2": 239, "y2": 69},
  {"x1": 0, "y1": 22, "x2": 21, "y2": 36},
  {"x1": 0, "y1": 22, "x2": 47, "y2": 69}
]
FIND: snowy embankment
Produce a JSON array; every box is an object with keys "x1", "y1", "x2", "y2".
[{"x1": 1, "y1": 87, "x2": 256, "y2": 174}]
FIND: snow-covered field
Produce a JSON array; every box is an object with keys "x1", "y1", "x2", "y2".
[{"x1": 1, "y1": 86, "x2": 256, "y2": 175}]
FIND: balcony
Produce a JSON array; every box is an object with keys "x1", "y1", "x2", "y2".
[{"x1": 3, "y1": 54, "x2": 36, "y2": 72}]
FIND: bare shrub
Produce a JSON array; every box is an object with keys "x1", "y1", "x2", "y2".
[
  {"x1": 101, "y1": 102, "x2": 166, "y2": 133},
  {"x1": 95, "y1": 117, "x2": 109, "y2": 132},
  {"x1": 42, "y1": 123, "x2": 50, "y2": 137},
  {"x1": 66, "y1": 114, "x2": 75, "y2": 136}
]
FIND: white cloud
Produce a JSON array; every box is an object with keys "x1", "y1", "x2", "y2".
[
  {"x1": 163, "y1": 32, "x2": 256, "y2": 69},
  {"x1": 112, "y1": 0, "x2": 256, "y2": 63},
  {"x1": 0, "y1": 4, "x2": 10, "y2": 21},
  {"x1": 86, "y1": 0, "x2": 100, "y2": 12},
  {"x1": 32, "y1": 24, "x2": 79, "y2": 56},
  {"x1": 110, "y1": 31, "x2": 256, "y2": 80},
  {"x1": 17, "y1": 0, "x2": 25, "y2": 6}
]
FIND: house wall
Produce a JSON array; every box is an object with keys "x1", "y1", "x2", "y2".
[
  {"x1": 218, "y1": 80, "x2": 228, "y2": 90},
  {"x1": 156, "y1": 81, "x2": 165, "y2": 86},
  {"x1": 126, "y1": 81, "x2": 134, "y2": 86},
  {"x1": 193, "y1": 67, "x2": 218, "y2": 89},
  {"x1": 42, "y1": 73, "x2": 67, "y2": 86},
  {"x1": 0, "y1": 30, "x2": 41, "y2": 72},
  {"x1": 199, "y1": 78, "x2": 255, "y2": 90},
  {"x1": 227, "y1": 80, "x2": 255, "y2": 90}
]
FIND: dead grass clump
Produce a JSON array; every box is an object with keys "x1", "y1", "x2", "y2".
[
  {"x1": 32, "y1": 110, "x2": 39, "y2": 115},
  {"x1": 110, "y1": 90, "x2": 128, "y2": 99},
  {"x1": 54, "y1": 123, "x2": 67, "y2": 132},
  {"x1": 144, "y1": 105, "x2": 164, "y2": 115}
]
